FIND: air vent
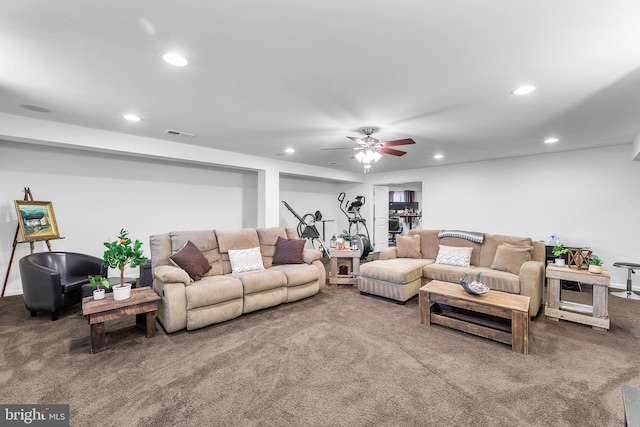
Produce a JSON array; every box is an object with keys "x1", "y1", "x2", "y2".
[{"x1": 165, "y1": 129, "x2": 195, "y2": 138}]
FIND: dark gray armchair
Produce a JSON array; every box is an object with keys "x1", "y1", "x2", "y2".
[{"x1": 19, "y1": 252, "x2": 107, "y2": 320}]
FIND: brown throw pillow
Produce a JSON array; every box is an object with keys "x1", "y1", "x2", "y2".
[
  {"x1": 273, "y1": 237, "x2": 305, "y2": 265},
  {"x1": 396, "y1": 234, "x2": 422, "y2": 259},
  {"x1": 490, "y1": 243, "x2": 532, "y2": 275},
  {"x1": 169, "y1": 240, "x2": 211, "y2": 281}
]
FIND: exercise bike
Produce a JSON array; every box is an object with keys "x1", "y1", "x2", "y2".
[{"x1": 338, "y1": 192, "x2": 372, "y2": 259}]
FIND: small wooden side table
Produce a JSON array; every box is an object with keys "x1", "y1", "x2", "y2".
[
  {"x1": 82, "y1": 287, "x2": 161, "y2": 353},
  {"x1": 545, "y1": 264, "x2": 610, "y2": 331},
  {"x1": 329, "y1": 249, "x2": 361, "y2": 285}
]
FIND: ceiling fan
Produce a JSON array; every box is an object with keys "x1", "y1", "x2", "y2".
[{"x1": 322, "y1": 128, "x2": 416, "y2": 164}]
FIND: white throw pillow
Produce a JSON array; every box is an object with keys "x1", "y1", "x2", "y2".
[
  {"x1": 435, "y1": 245, "x2": 473, "y2": 267},
  {"x1": 228, "y1": 247, "x2": 265, "y2": 273}
]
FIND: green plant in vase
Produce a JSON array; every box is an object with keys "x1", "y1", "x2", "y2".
[
  {"x1": 88, "y1": 275, "x2": 110, "y2": 291},
  {"x1": 338, "y1": 230, "x2": 352, "y2": 241},
  {"x1": 103, "y1": 228, "x2": 147, "y2": 293},
  {"x1": 552, "y1": 244, "x2": 569, "y2": 266},
  {"x1": 588, "y1": 254, "x2": 603, "y2": 273}
]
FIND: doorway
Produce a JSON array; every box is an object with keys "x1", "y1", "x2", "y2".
[{"x1": 373, "y1": 182, "x2": 422, "y2": 252}]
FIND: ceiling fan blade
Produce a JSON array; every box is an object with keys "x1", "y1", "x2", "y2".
[
  {"x1": 347, "y1": 136, "x2": 367, "y2": 146},
  {"x1": 383, "y1": 138, "x2": 416, "y2": 147},
  {"x1": 321, "y1": 147, "x2": 361, "y2": 150},
  {"x1": 380, "y1": 147, "x2": 407, "y2": 156}
]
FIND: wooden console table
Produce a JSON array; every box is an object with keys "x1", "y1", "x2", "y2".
[
  {"x1": 419, "y1": 280, "x2": 530, "y2": 354},
  {"x1": 82, "y1": 287, "x2": 161, "y2": 353},
  {"x1": 545, "y1": 264, "x2": 610, "y2": 331},
  {"x1": 329, "y1": 249, "x2": 360, "y2": 285}
]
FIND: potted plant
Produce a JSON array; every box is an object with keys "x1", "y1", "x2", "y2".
[
  {"x1": 88, "y1": 275, "x2": 110, "y2": 300},
  {"x1": 103, "y1": 228, "x2": 147, "y2": 300},
  {"x1": 589, "y1": 255, "x2": 603, "y2": 274},
  {"x1": 338, "y1": 230, "x2": 351, "y2": 250},
  {"x1": 552, "y1": 244, "x2": 569, "y2": 266}
]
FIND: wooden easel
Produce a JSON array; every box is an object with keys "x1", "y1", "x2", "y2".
[{"x1": 1, "y1": 187, "x2": 63, "y2": 297}]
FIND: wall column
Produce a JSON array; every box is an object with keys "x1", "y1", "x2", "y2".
[{"x1": 258, "y1": 168, "x2": 279, "y2": 227}]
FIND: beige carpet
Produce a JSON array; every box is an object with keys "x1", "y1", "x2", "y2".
[{"x1": 1, "y1": 284, "x2": 638, "y2": 426}]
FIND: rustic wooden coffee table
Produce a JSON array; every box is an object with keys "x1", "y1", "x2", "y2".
[
  {"x1": 82, "y1": 287, "x2": 161, "y2": 353},
  {"x1": 419, "y1": 280, "x2": 530, "y2": 354}
]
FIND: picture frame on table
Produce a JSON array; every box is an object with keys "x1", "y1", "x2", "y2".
[{"x1": 14, "y1": 200, "x2": 60, "y2": 241}]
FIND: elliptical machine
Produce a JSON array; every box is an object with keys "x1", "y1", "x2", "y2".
[{"x1": 338, "y1": 192, "x2": 372, "y2": 259}]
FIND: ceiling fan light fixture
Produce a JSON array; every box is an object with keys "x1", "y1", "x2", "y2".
[
  {"x1": 372, "y1": 151, "x2": 382, "y2": 162},
  {"x1": 354, "y1": 151, "x2": 365, "y2": 162}
]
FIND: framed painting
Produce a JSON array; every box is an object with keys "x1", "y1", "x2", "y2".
[{"x1": 14, "y1": 200, "x2": 60, "y2": 241}]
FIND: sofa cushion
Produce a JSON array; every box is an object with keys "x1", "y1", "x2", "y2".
[
  {"x1": 435, "y1": 245, "x2": 473, "y2": 267},
  {"x1": 479, "y1": 234, "x2": 533, "y2": 268},
  {"x1": 257, "y1": 227, "x2": 288, "y2": 268},
  {"x1": 216, "y1": 228, "x2": 260, "y2": 252},
  {"x1": 216, "y1": 228, "x2": 261, "y2": 274},
  {"x1": 359, "y1": 258, "x2": 431, "y2": 285},
  {"x1": 468, "y1": 267, "x2": 521, "y2": 294},
  {"x1": 154, "y1": 265, "x2": 191, "y2": 286},
  {"x1": 228, "y1": 247, "x2": 265, "y2": 273},
  {"x1": 234, "y1": 269, "x2": 287, "y2": 294},
  {"x1": 491, "y1": 243, "x2": 533, "y2": 275},
  {"x1": 169, "y1": 230, "x2": 223, "y2": 276},
  {"x1": 396, "y1": 234, "x2": 422, "y2": 259},
  {"x1": 169, "y1": 240, "x2": 212, "y2": 281},
  {"x1": 270, "y1": 264, "x2": 319, "y2": 286},
  {"x1": 185, "y1": 276, "x2": 244, "y2": 310},
  {"x1": 273, "y1": 237, "x2": 305, "y2": 265},
  {"x1": 423, "y1": 263, "x2": 473, "y2": 284},
  {"x1": 439, "y1": 237, "x2": 481, "y2": 266},
  {"x1": 409, "y1": 229, "x2": 440, "y2": 260}
]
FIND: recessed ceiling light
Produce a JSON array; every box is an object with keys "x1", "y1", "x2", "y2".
[
  {"x1": 433, "y1": 153, "x2": 444, "y2": 159},
  {"x1": 124, "y1": 114, "x2": 141, "y2": 122},
  {"x1": 544, "y1": 137, "x2": 559, "y2": 144},
  {"x1": 285, "y1": 148, "x2": 295, "y2": 154},
  {"x1": 512, "y1": 85, "x2": 536, "y2": 95},
  {"x1": 162, "y1": 53, "x2": 188, "y2": 66}
]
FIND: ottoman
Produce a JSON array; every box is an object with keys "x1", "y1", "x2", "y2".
[{"x1": 358, "y1": 258, "x2": 433, "y2": 303}]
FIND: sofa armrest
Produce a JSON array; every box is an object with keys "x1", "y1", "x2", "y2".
[
  {"x1": 303, "y1": 249, "x2": 323, "y2": 264},
  {"x1": 519, "y1": 260, "x2": 545, "y2": 317},
  {"x1": 379, "y1": 247, "x2": 398, "y2": 260},
  {"x1": 154, "y1": 265, "x2": 191, "y2": 286}
]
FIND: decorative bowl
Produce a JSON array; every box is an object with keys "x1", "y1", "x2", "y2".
[{"x1": 461, "y1": 279, "x2": 490, "y2": 295}]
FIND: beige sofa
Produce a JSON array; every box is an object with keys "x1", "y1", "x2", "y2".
[
  {"x1": 358, "y1": 229, "x2": 545, "y2": 317},
  {"x1": 150, "y1": 227, "x2": 325, "y2": 333}
]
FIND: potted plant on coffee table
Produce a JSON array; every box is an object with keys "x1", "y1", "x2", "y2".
[
  {"x1": 589, "y1": 255, "x2": 603, "y2": 274},
  {"x1": 103, "y1": 228, "x2": 147, "y2": 300},
  {"x1": 88, "y1": 275, "x2": 110, "y2": 300},
  {"x1": 552, "y1": 244, "x2": 569, "y2": 266}
]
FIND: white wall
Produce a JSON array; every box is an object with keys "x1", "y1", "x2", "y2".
[
  {"x1": 3, "y1": 140, "x2": 638, "y2": 295},
  {"x1": 0, "y1": 141, "x2": 363, "y2": 296},
  {"x1": 367, "y1": 144, "x2": 640, "y2": 287},
  {"x1": 0, "y1": 141, "x2": 258, "y2": 296}
]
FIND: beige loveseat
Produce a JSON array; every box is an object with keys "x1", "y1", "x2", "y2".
[
  {"x1": 150, "y1": 227, "x2": 325, "y2": 333},
  {"x1": 358, "y1": 229, "x2": 545, "y2": 317}
]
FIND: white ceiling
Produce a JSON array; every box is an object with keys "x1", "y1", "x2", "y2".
[{"x1": 2, "y1": 1, "x2": 640, "y2": 174}]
